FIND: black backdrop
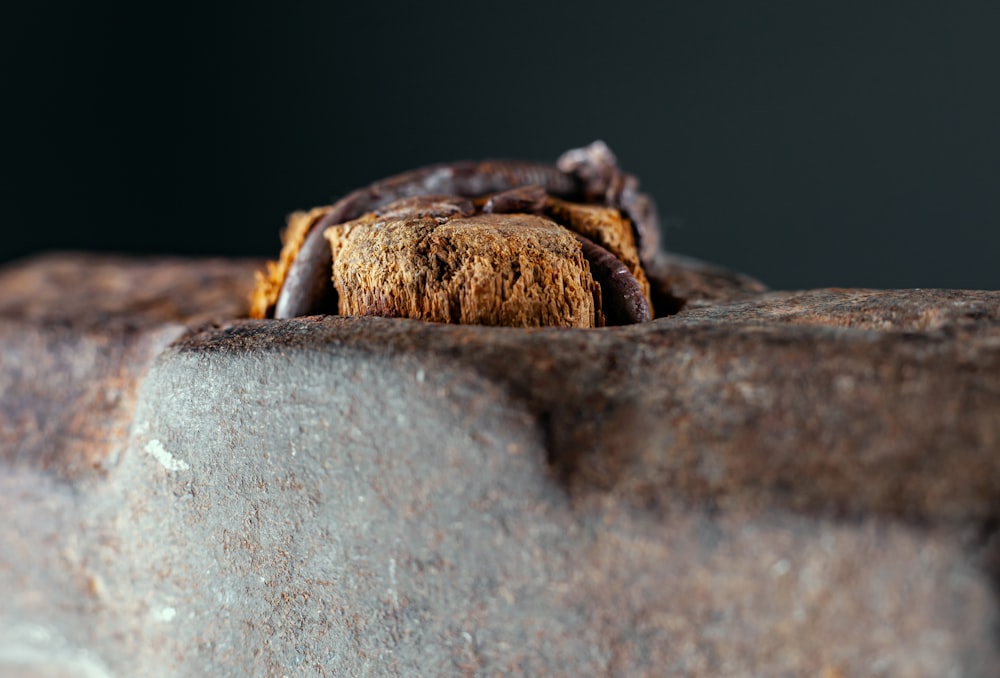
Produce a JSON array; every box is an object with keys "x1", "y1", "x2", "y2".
[{"x1": 6, "y1": 2, "x2": 999, "y2": 290}]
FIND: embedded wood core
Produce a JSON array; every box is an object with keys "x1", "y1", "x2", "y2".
[{"x1": 325, "y1": 210, "x2": 603, "y2": 328}]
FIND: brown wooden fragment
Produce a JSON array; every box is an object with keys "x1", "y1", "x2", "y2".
[
  {"x1": 545, "y1": 195, "x2": 651, "y2": 306},
  {"x1": 326, "y1": 211, "x2": 603, "y2": 328}
]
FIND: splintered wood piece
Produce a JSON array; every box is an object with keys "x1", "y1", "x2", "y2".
[
  {"x1": 325, "y1": 211, "x2": 603, "y2": 328},
  {"x1": 256, "y1": 142, "x2": 660, "y2": 321}
]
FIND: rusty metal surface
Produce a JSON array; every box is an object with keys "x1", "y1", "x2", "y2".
[{"x1": 1, "y1": 252, "x2": 999, "y2": 676}]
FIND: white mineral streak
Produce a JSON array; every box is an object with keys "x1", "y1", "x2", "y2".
[
  {"x1": 152, "y1": 607, "x2": 177, "y2": 622},
  {"x1": 144, "y1": 439, "x2": 190, "y2": 471}
]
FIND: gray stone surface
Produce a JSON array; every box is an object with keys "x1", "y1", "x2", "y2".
[{"x1": 1, "y1": 252, "x2": 999, "y2": 676}]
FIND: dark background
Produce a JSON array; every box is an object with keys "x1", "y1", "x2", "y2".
[{"x1": 5, "y1": 2, "x2": 999, "y2": 290}]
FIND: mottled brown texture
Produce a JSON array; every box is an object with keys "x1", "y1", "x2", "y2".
[
  {"x1": 0, "y1": 253, "x2": 258, "y2": 477},
  {"x1": 325, "y1": 211, "x2": 602, "y2": 328},
  {"x1": 258, "y1": 190, "x2": 652, "y2": 327},
  {"x1": 545, "y1": 196, "x2": 649, "y2": 301},
  {"x1": 2, "y1": 252, "x2": 1000, "y2": 676},
  {"x1": 0, "y1": 252, "x2": 257, "y2": 330},
  {"x1": 179, "y1": 289, "x2": 1000, "y2": 523},
  {"x1": 261, "y1": 142, "x2": 660, "y2": 320}
]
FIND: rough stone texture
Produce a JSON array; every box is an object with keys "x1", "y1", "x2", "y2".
[
  {"x1": 1, "y1": 252, "x2": 999, "y2": 677},
  {"x1": 0, "y1": 254, "x2": 255, "y2": 478}
]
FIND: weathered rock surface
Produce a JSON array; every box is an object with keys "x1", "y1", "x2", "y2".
[{"x1": 1, "y1": 252, "x2": 999, "y2": 677}]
